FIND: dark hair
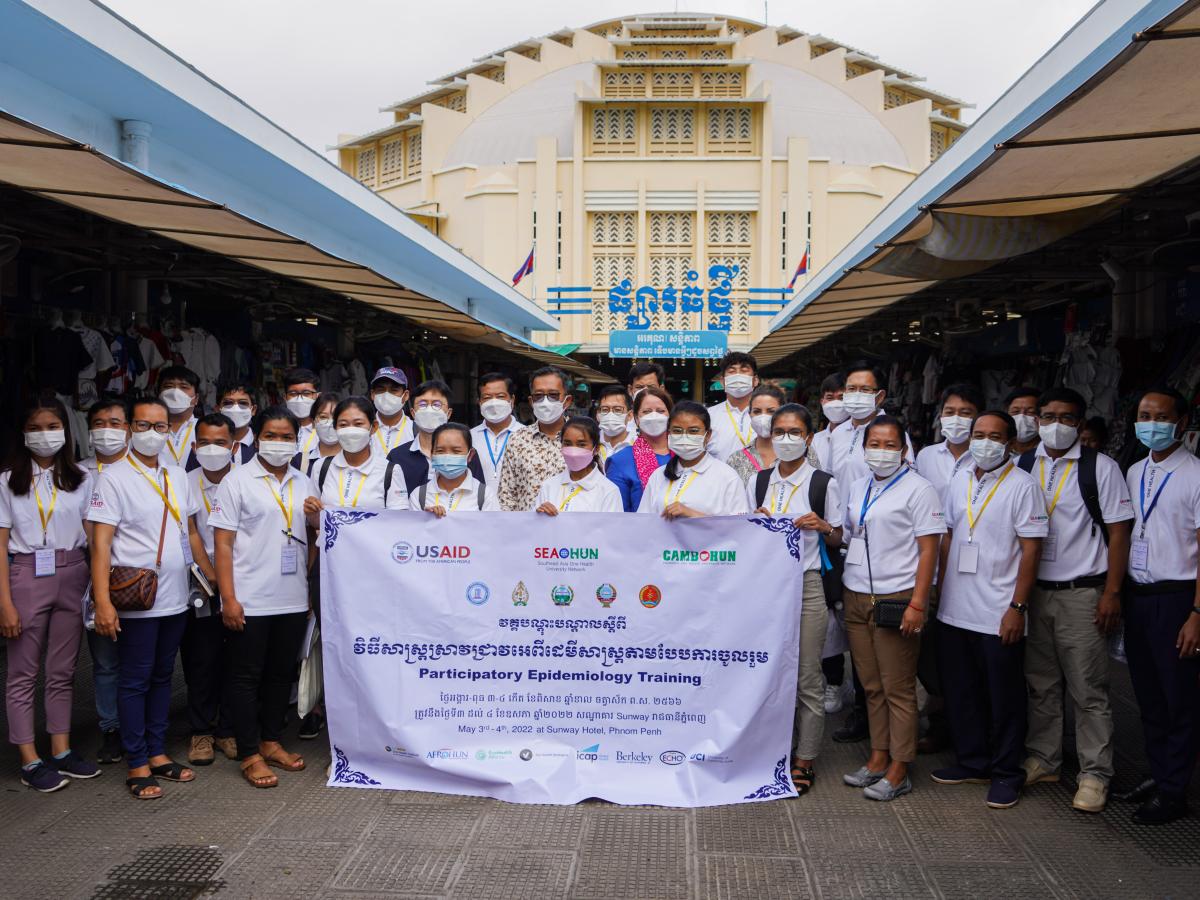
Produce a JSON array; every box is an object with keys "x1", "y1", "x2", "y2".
[
  {"x1": 771, "y1": 402, "x2": 814, "y2": 434},
  {"x1": 939, "y1": 382, "x2": 985, "y2": 412},
  {"x1": 87, "y1": 398, "x2": 129, "y2": 427},
  {"x1": 528, "y1": 366, "x2": 568, "y2": 394},
  {"x1": 6, "y1": 394, "x2": 84, "y2": 496},
  {"x1": 1082, "y1": 416, "x2": 1109, "y2": 445},
  {"x1": 217, "y1": 381, "x2": 256, "y2": 403},
  {"x1": 844, "y1": 360, "x2": 885, "y2": 392},
  {"x1": 595, "y1": 385, "x2": 632, "y2": 410},
  {"x1": 1004, "y1": 385, "x2": 1041, "y2": 408},
  {"x1": 431, "y1": 422, "x2": 473, "y2": 452},
  {"x1": 131, "y1": 397, "x2": 170, "y2": 420},
  {"x1": 718, "y1": 351, "x2": 758, "y2": 375},
  {"x1": 257, "y1": 405, "x2": 299, "y2": 438},
  {"x1": 664, "y1": 400, "x2": 711, "y2": 481},
  {"x1": 1037, "y1": 386, "x2": 1087, "y2": 417},
  {"x1": 311, "y1": 391, "x2": 341, "y2": 420},
  {"x1": 633, "y1": 386, "x2": 674, "y2": 418},
  {"x1": 971, "y1": 409, "x2": 1017, "y2": 441},
  {"x1": 478, "y1": 372, "x2": 516, "y2": 396},
  {"x1": 332, "y1": 395, "x2": 377, "y2": 424},
  {"x1": 282, "y1": 368, "x2": 319, "y2": 391},
  {"x1": 862, "y1": 413, "x2": 906, "y2": 447},
  {"x1": 819, "y1": 373, "x2": 844, "y2": 395},
  {"x1": 1138, "y1": 384, "x2": 1189, "y2": 418},
  {"x1": 628, "y1": 361, "x2": 666, "y2": 387},
  {"x1": 749, "y1": 384, "x2": 786, "y2": 407},
  {"x1": 157, "y1": 365, "x2": 200, "y2": 392},
  {"x1": 196, "y1": 412, "x2": 235, "y2": 439},
  {"x1": 412, "y1": 379, "x2": 452, "y2": 402},
  {"x1": 563, "y1": 416, "x2": 603, "y2": 472}
]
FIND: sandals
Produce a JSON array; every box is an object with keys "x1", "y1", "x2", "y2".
[
  {"x1": 126, "y1": 775, "x2": 162, "y2": 800},
  {"x1": 261, "y1": 745, "x2": 306, "y2": 772},
  {"x1": 791, "y1": 762, "x2": 816, "y2": 796},
  {"x1": 240, "y1": 754, "x2": 279, "y2": 789},
  {"x1": 149, "y1": 761, "x2": 195, "y2": 782}
]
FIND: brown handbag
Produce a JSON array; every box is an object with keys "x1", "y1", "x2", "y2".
[{"x1": 107, "y1": 499, "x2": 170, "y2": 612}]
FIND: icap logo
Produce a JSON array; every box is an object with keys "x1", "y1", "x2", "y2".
[{"x1": 391, "y1": 541, "x2": 415, "y2": 564}]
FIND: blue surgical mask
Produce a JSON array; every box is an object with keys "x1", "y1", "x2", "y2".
[
  {"x1": 1135, "y1": 420, "x2": 1179, "y2": 452},
  {"x1": 431, "y1": 454, "x2": 469, "y2": 478}
]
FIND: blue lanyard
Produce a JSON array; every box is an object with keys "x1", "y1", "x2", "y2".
[
  {"x1": 858, "y1": 467, "x2": 908, "y2": 529},
  {"x1": 483, "y1": 428, "x2": 511, "y2": 471},
  {"x1": 1138, "y1": 465, "x2": 1172, "y2": 536}
]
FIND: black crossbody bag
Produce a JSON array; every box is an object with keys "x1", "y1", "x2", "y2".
[{"x1": 862, "y1": 521, "x2": 910, "y2": 629}]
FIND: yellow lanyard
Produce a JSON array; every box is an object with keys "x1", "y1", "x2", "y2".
[
  {"x1": 165, "y1": 421, "x2": 195, "y2": 463},
  {"x1": 337, "y1": 467, "x2": 370, "y2": 508},
  {"x1": 966, "y1": 463, "x2": 1013, "y2": 541},
  {"x1": 724, "y1": 402, "x2": 752, "y2": 448},
  {"x1": 127, "y1": 458, "x2": 183, "y2": 526},
  {"x1": 435, "y1": 489, "x2": 465, "y2": 511},
  {"x1": 33, "y1": 472, "x2": 57, "y2": 546},
  {"x1": 664, "y1": 471, "x2": 697, "y2": 509},
  {"x1": 198, "y1": 473, "x2": 215, "y2": 515},
  {"x1": 375, "y1": 415, "x2": 407, "y2": 453},
  {"x1": 559, "y1": 484, "x2": 585, "y2": 511},
  {"x1": 301, "y1": 428, "x2": 318, "y2": 455},
  {"x1": 770, "y1": 481, "x2": 803, "y2": 515},
  {"x1": 261, "y1": 476, "x2": 295, "y2": 538},
  {"x1": 1038, "y1": 457, "x2": 1075, "y2": 519}
]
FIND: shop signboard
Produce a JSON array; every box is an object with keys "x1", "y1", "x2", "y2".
[{"x1": 608, "y1": 330, "x2": 728, "y2": 359}]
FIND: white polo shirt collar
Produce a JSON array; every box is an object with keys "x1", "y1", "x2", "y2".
[{"x1": 1126, "y1": 444, "x2": 1200, "y2": 584}]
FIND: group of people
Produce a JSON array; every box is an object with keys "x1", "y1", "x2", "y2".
[{"x1": 2, "y1": 352, "x2": 1198, "y2": 824}]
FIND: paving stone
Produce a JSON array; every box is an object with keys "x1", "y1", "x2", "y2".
[
  {"x1": 473, "y1": 804, "x2": 588, "y2": 848},
  {"x1": 925, "y1": 862, "x2": 1067, "y2": 899},
  {"x1": 695, "y1": 802, "x2": 799, "y2": 854},
  {"x1": 699, "y1": 854, "x2": 813, "y2": 900},
  {"x1": 219, "y1": 839, "x2": 352, "y2": 898},
  {"x1": 571, "y1": 811, "x2": 690, "y2": 899},
  {"x1": 362, "y1": 802, "x2": 484, "y2": 848},
  {"x1": 332, "y1": 846, "x2": 460, "y2": 894},
  {"x1": 449, "y1": 848, "x2": 575, "y2": 899},
  {"x1": 806, "y1": 860, "x2": 937, "y2": 899}
]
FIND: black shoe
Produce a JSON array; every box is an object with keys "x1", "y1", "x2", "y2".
[
  {"x1": 298, "y1": 711, "x2": 325, "y2": 740},
  {"x1": 833, "y1": 709, "x2": 869, "y2": 743},
  {"x1": 1113, "y1": 776, "x2": 1156, "y2": 803},
  {"x1": 97, "y1": 729, "x2": 123, "y2": 764},
  {"x1": 1132, "y1": 790, "x2": 1188, "y2": 826}
]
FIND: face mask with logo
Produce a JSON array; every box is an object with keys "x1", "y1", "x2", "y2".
[
  {"x1": 822, "y1": 399, "x2": 849, "y2": 425},
  {"x1": 970, "y1": 438, "x2": 1008, "y2": 471},
  {"x1": 1012, "y1": 414, "x2": 1038, "y2": 442},
  {"x1": 667, "y1": 433, "x2": 706, "y2": 461},
  {"x1": 843, "y1": 391, "x2": 879, "y2": 421},
  {"x1": 598, "y1": 412, "x2": 629, "y2": 438},
  {"x1": 1039, "y1": 422, "x2": 1078, "y2": 451},
  {"x1": 373, "y1": 391, "x2": 406, "y2": 417},
  {"x1": 131, "y1": 429, "x2": 167, "y2": 456},
  {"x1": 562, "y1": 446, "x2": 595, "y2": 472},
  {"x1": 772, "y1": 435, "x2": 807, "y2": 462},
  {"x1": 195, "y1": 444, "x2": 232, "y2": 473},
  {"x1": 336, "y1": 427, "x2": 372, "y2": 453},
  {"x1": 751, "y1": 415, "x2": 774, "y2": 440},
  {"x1": 637, "y1": 412, "x2": 669, "y2": 437},
  {"x1": 160, "y1": 388, "x2": 193, "y2": 415},
  {"x1": 25, "y1": 431, "x2": 66, "y2": 457},
  {"x1": 414, "y1": 407, "x2": 448, "y2": 433},
  {"x1": 315, "y1": 419, "x2": 338, "y2": 445},
  {"x1": 864, "y1": 448, "x2": 903, "y2": 477},
  {"x1": 480, "y1": 399, "x2": 512, "y2": 425},
  {"x1": 258, "y1": 441, "x2": 297, "y2": 467},
  {"x1": 723, "y1": 374, "x2": 754, "y2": 399},
  {"x1": 220, "y1": 404, "x2": 253, "y2": 429},
  {"x1": 286, "y1": 397, "x2": 314, "y2": 419},
  {"x1": 532, "y1": 398, "x2": 565, "y2": 425},
  {"x1": 940, "y1": 415, "x2": 973, "y2": 446},
  {"x1": 431, "y1": 454, "x2": 469, "y2": 478},
  {"x1": 89, "y1": 428, "x2": 128, "y2": 456},
  {"x1": 1135, "y1": 420, "x2": 1179, "y2": 452}
]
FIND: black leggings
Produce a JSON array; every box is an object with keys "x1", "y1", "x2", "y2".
[{"x1": 224, "y1": 612, "x2": 307, "y2": 759}]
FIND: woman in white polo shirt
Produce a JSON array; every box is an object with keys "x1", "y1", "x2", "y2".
[
  {"x1": 637, "y1": 401, "x2": 749, "y2": 518},
  {"x1": 419, "y1": 424, "x2": 498, "y2": 514},
  {"x1": 746, "y1": 403, "x2": 843, "y2": 796},
  {"x1": 88, "y1": 397, "x2": 214, "y2": 800},
  {"x1": 209, "y1": 406, "x2": 317, "y2": 789},
  {"x1": 840, "y1": 415, "x2": 945, "y2": 802},
  {"x1": 302, "y1": 392, "x2": 342, "y2": 475},
  {"x1": 535, "y1": 417, "x2": 622, "y2": 514},
  {"x1": 304, "y1": 396, "x2": 410, "y2": 519}
]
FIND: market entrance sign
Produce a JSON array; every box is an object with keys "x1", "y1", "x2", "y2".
[{"x1": 608, "y1": 330, "x2": 727, "y2": 359}]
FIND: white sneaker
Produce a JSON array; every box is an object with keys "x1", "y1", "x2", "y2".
[{"x1": 823, "y1": 682, "x2": 850, "y2": 714}]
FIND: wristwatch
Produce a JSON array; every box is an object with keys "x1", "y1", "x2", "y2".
[{"x1": 1010, "y1": 602, "x2": 1028, "y2": 614}]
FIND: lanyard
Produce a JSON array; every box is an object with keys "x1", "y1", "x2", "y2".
[
  {"x1": 858, "y1": 467, "x2": 908, "y2": 529},
  {"x1": 435, "y1": 489, "x2": 465, "y2": 511},
  {"x1": 127, "y1": 458, "x2": 182, "y2": 526},
  {"x1": 742, "y1": 447, "x2": 764, "y2": 473},
  {"x1": 770, "y1": 480, "x2": 802, "y2": 515},
  {"x1": 33, "y1": 472, "x2": 57, "y2": 546},
  {"x1": 559, "y1": 484, "x2": 585, "y2": 511},
  {"x1": 966, "y1": 463, "x2": 1013, "y2": 541},
  {"x1": 375, "y1": 415, "x2": 407, "y2": 453},
  {"x1": 165, "y1": 421, "x2": 194, "y2": 463},
  {"x1": 337, "y1": 467, "x2": 370, "y2": 508},
  {"x1": 198, "y1": 473, "x2": 215, "y2": 514},
  {"x1": 724, "y1": 402, "x2": 752, "y2": 448},
  {"x1": 483, "y1": 428, "x2": 511, "y2": 470},
  {"x1": 1138, "y1": 465, "x2": 1173, "y2": 539},
  {"x1": 301, "y1": 428, "x2": 318, "y2": 455},
  {"x1": 664, "y1": 471, "x2": 698, "y2": 509},
  {"x1": 262, "y1": 476, "x2": 296, "y2": 539},
  {"x1": 1038, "y1": 457, "x2": 1075, "y2": 519}
]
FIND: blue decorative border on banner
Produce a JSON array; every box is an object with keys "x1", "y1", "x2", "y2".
[
  {"x1": 324, "y1": 510, "x2": 379, "y2": 551},
  {"x1": 747, "y1": 517, "x2": 803, "y2": 562},
  {"x1": 332, "y1": 746, "x2": 380, "y2": 786},
  {"x1": 744, "y1": 756, "x2": 794, "y2": 800}
]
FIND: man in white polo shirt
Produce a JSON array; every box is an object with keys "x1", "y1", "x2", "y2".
[
  {"x1": 470, "y1": 372, "x2": 525, "y2": 485},
  {"x1": 916, "y1": 383, "x2": 983, "y2": 504},
  {"x1": 1121, "y1": 386, "x2": 1200, "y2": 826},
  {"x1": 829, "y1": 362, "x2": 914, "y2": 491},
  {"x1": 934, "y1": 410, "x2": 1047, "y2": 811},
  {"x1": 1015, "y1": 387, "x2": 1133, "y2": 814},
  {"x1": 706, "y1": 351, "x2": 759, "y2": 463}
]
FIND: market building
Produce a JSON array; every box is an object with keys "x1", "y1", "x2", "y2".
[{"x1": 334, "y1": 12, "x2": 969, "y2": 377}]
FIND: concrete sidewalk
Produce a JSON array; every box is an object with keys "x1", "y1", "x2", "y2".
[{"x1": 0, "y1": 649, "x2": 1197, "y2": 899}]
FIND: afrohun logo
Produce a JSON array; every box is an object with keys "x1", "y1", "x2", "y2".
[
  {"x1": 427, "y1": 748, "x2": 469, "y2": 760},
  {"x1": 659, "y1": 750, "x2": 685, "y2": 766},
  {"x1": 535, "y1": 547, "x2": 599, "y2": 560},
  {"x1": 466, "y1": 582, "x2": 490, "y2": 606},
  {"x1": 577, "y1": 743, "x2": 609, "y2": 762},
  {"x1": 662, "y1": 549, "x2": 736, "y2": 565},
  {"x1": 393, "y1": 541, "x2": 471, "y2": 564}
]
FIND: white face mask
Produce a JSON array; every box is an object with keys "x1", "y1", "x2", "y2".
[
  {"x1": 724, "y1": 374, "x2": 754, "y2": 399},
  {"x1": 315, "y1": 419, "x2": 338, "y2": 445},
  {"x1": 195, "y1": 444, "x2": 231, "y2": 473},
  {"x1": 1039, "y1": 422, "x2": 1078, "y2": 451},
  {"x1": 940, "y1": 415, "x2": 974, "y2": 446},
  {"x1": 1012, "y1": 413, "x2": 1038, "y2": 442},
  {"x1": 336, "y1": 426, "x2": 372, "y2": 453},
  {"x1": 822, "y1": 399, "x2": 849, "y2": 425},
  {"x1": 258, "y1": 441, "x2": 297, "y2": 467},
  {"x1": 668, "y1": 433, "x2": 706, "y2": 460},
  {"x1": 25, "y1": 431, "x2": 66, "y2": 457},
  {"x1": 131, "y1": 429, "x2": 167, "y2": 456},
  {"x1": 970, "y1": 438, "x2": 1009, "y2": 471},
  {"x1": 220, "y1": 405, "x2": 253, "y2": 429},
  {"x1": 598, "y1": 412, "x2": 629, "y2": 438},
  {"x1": 772, "y1": 435, "x2": 807, "y2": 462},
  {"x1": 160, "y1": 388, "x2": 193, "y2": 415},
  {"x1": 843, "y1": 391, "x2": 879, "y2": 421},
  {"x1": 751, "y1": 414, "x2": 774, "y2": 439},
  {"x1": 480, "y1": 398, "x2": 512, "y2": 425},
  {"x1": 864, "y1": 448, "x2": 903, "y2": 477},
  {"x1": 286, "y1": 397, "x2": 314, "y2": 419},
  {"x1": 414, "y1": 407, "x2": 448, "y2": 433},
  {"x1": 373, "y1": 391, "x2": 406, "y2": 417},
  {"x1": 532, "y1": 398, "x2": 565, "y2": 425},
  {"x1": 90, "y1": 428, "x2": 128, "y2": 456},
  {"x1": 637, "y1": 412, "x2": 669, "y2": 437}
]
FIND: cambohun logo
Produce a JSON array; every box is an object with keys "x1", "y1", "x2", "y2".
[
  {"x1": 661, "y1": 548, "x2": 736, "y2": 565},
  {"x1": 551, "y1": 585, "x2": 575, "y2": 607},
  {"x1": 659, "y1": 750, "x2": 685, "y2": 766},
  {"x1": 535, "y1": 546, "x2": 599, "y2": 560},
  {"x1": 466, "y1": 582, "x2": 490, "y2": 606},
  {"x1": 639, "y1": 585, "x2": 662, "y2": 609},
  {"x1": 596, "y1": 583, "x2": 617, "y2": 608},
  {"x1": 391, "y1": 541, "x2": 414, "y2": 564},
  {"x1": 512, "y1": 581, "x2": 530, "y2": 606}
]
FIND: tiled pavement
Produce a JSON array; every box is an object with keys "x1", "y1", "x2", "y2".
[{"x1": 1, "y1": 648, "x2": 1198, "y2": 899}]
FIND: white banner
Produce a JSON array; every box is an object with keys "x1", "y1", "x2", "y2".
[{"x1": 320, "y1": 509, "x2": 805, "y2": 807}]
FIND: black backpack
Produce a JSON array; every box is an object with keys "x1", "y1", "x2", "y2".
[
  {"x1": 1016, "y1": 446, "x2": 1108, "y2": 544},
  {"x1": 416, "y1": 480, "x2": 487, "y2": 511},
  {"x1": 316, "y1": 456, "x2": 399, "y2": 508}
]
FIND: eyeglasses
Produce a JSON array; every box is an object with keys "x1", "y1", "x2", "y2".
[
  {"x1": 1037, "y1": 413, "x2": 1081, "y2": 426},
  {"x1": 531, "y1": 392, "x2": 563, "y2": 403},
  {"x1": 315, "y1": 415, "x2": 333, "y2": 424},
  {"x1": 668, "y1": 427, "x2": 706, "y2": 437},
  {"x1": 285, "y1": 390, "x2": 317, "y2": 400},
  {"x1": 131, "y1": 420, "x2": 169, "y2": 434},
  {"x1": 597, "y1": 405, "x2": 628, "y2": 415},
  {"x1": 414, "y1": 399, "x2": 447, "y2": 410},
  {"x1": 772, "y1": 429, "x2": 807, "y2": 438}
]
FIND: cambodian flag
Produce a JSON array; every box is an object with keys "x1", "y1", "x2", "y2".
[
  {"x1": 786, "y1": 245, "x2": 809, "y2": 291},
  {"x1": 512, "y1": 247, "x2": 535, "y2": 285}
]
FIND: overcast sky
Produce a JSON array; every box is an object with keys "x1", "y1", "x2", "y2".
[{"x1": 103, "y1": 0, "x2": 1098, "y2": 156}]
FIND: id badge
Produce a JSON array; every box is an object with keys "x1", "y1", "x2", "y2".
[
  {"x1": 34, "y1": 548, "x2": 56, "y2": 578},
  {"x1": 1041, "y1": 532, "x2": 1058, "y2": 562},
  {"x1": 844, "y1": 537, "x2": 866, "y2": 566},
  {"x1": 958, "y1": 542, "x2": 980, "y2": 574},
  {"x1": 281, "y1": 545, "x2": 300, "y2": 575},
  {"x1": 180, "y1": 532, "x2": 194, "y2": 566},
  {"x1": 1130, "y1": 538, "x2": 1149, "y2": 572}
]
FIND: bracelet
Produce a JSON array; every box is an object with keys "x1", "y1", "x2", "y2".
[{"x1": 907, "y1": 602, "x2": 926, "y2": 612}]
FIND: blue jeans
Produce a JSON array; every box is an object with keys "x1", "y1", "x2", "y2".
[
  {"x1": 86, "y1": 629, "x2": 120, "y2": 732},
  {"x1": 117, "y1": 612, "x2": 187, "y2": 769}
]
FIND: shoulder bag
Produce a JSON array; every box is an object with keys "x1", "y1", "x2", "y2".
[{"x1": 107, "y1": 499, "x2": 169, "y2": 612}]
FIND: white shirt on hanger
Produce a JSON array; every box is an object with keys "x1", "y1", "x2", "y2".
[
  {"x1": 534, "y1": 467, "x2": 622, "y2": 513},
  {"x1": 637, "y1": 454, "x2": 749, "y2": 517}
]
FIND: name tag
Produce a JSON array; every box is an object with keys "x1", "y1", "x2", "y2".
[
  {"x1": 281, "y1": 545, "x2": 300, "y2": 575},
  {"x1": 958, "y1": 542, "x2": 980, "y2": 574},
  {"x1": 180, "y1": 532, "x2": 194, "y2": 566},
  {"x1": 844, "y1": 537, "x2": 866, "y2": 566},
  {"x1": 1130, "y1": 538, "x2": 1149, "y2": 572},
  {"x1": 1041, "y1": 532, "x2": 1058, "y2": 563},
  {"x1": 34, "y1": 548, "x2": 56, "y2": 578}
]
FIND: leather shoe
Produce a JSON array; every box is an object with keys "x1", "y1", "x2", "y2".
[
  {"x1": 1132, "y1": 790, "x2": 1188, "y2": 826},
  {"x1": 832, "y1": 709, "x2": 869, "y2": 743},
  {"x1": 1113, "y1": 776, "x2": 1156, "y2": 803}
]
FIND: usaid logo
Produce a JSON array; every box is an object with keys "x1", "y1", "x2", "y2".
[
  {"x1": 391, "y1": 541, "x2": 414, "y2": 564},
  {"x1": 659, "y1": 750, "x2": 685, "y2": 766},
  {"x1": 393, "y1": 542, "x2": 472, "y2": 564}
]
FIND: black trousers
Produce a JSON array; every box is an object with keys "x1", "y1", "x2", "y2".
[
  {"x1": 180, "y1": 610, "x2": 232, "y2": 738},
  {"x1": 1124, "y1": 587, "x2": 1200, "y2": 796},
  {"x1": 938, "y1": 620, "x2": 1027, "y2": 785},
  {"x1": 224, "y1": 612, "x2": 307, "y2": 759}
]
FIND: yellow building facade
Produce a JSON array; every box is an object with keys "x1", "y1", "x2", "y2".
[{"x1": 336, "y1": 13, "x2": 968, "y2": 364}]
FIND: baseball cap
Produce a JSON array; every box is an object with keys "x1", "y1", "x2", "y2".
[{"x1": 370, "y1": 366, "x2": 408, "y2": 388}]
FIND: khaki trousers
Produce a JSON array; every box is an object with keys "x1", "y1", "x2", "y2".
[
  {"x1": 844, "y1": 588, "x2": 921, "y2": 762},
  {"x1": 792, "y1": 571, "x2": 829, "y2": 760},
  {"x1": 1025, "y1": 585, "x2": 1114, "y2": 781}
]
